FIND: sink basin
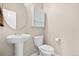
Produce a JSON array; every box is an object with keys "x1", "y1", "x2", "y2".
[
  {"x1": 6, "y1": 34, "x2": 31, "y2": 56},
  {"x1": 7, "y1": 34, "x2": 31, "y2": 44}
]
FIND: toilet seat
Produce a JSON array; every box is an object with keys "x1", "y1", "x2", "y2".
[
  {"x1": 38, "y1": 44, "x2": 54, "y2": 55},
  {"x1": 39, "y1": 44, "x2": 54, "y2": 52}
]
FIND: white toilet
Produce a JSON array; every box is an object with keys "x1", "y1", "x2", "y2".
[{"x1": 33, "y1": 35, "x2": 54, "y2": 56}]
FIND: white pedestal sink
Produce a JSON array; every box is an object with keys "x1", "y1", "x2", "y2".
[{"x1": 6, "y1": 34, "x2": 31, "y2": 56}]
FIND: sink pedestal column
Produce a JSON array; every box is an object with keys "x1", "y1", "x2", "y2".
[
  {"x1": 7, "y1": 34, "x2": 31, "y2": 56},
  {"x1": 15, "y1": 43, "x2": 23, "y2": 56}
]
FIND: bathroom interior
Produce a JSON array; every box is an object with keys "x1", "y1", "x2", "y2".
[{"x1": 0, "y1": 3, "x2": 79, "y2": 56}]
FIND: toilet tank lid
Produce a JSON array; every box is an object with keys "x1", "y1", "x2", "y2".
[
  {"x1": 39, "y1": 45, "x2": 54, "y2": 52},
  {"x1": 34, "y1": 36, "x2": 43, "y2": 39}
]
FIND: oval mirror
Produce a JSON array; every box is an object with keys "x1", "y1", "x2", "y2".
[{"x1": 3, "y1": 9, "x2": 16, "y2": 29}]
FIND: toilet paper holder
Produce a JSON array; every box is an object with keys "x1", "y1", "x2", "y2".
[{"x1": 55, "y1": 38, "x2": 61, "y2": 43}]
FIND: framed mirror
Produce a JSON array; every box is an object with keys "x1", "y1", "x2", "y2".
[{"x1": 32, "y1": 6, "x2": 45, "y2": 28}]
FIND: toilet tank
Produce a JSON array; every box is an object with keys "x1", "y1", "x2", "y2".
[{"x1": 33, "y1": 35, "x2": 44, "y2": 47}]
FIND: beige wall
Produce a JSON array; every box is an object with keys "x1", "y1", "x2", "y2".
[
  {"x1": 0, "y1": 3, "x2": 44, "y2": 56},
  {"x1": 1, "y1": 3, "x2": 79, "y2": 56},
  {"x1": 44, "y1": 3, "x2": 79, "y2": 56}
]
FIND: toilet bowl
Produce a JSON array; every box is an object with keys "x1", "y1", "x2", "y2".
[
  {"x1": 33, "y1": 35, "x2": 54, "y2": 56},
  {"x1": 39, "y1": 45, "x2": 54, "y2": 56}
]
